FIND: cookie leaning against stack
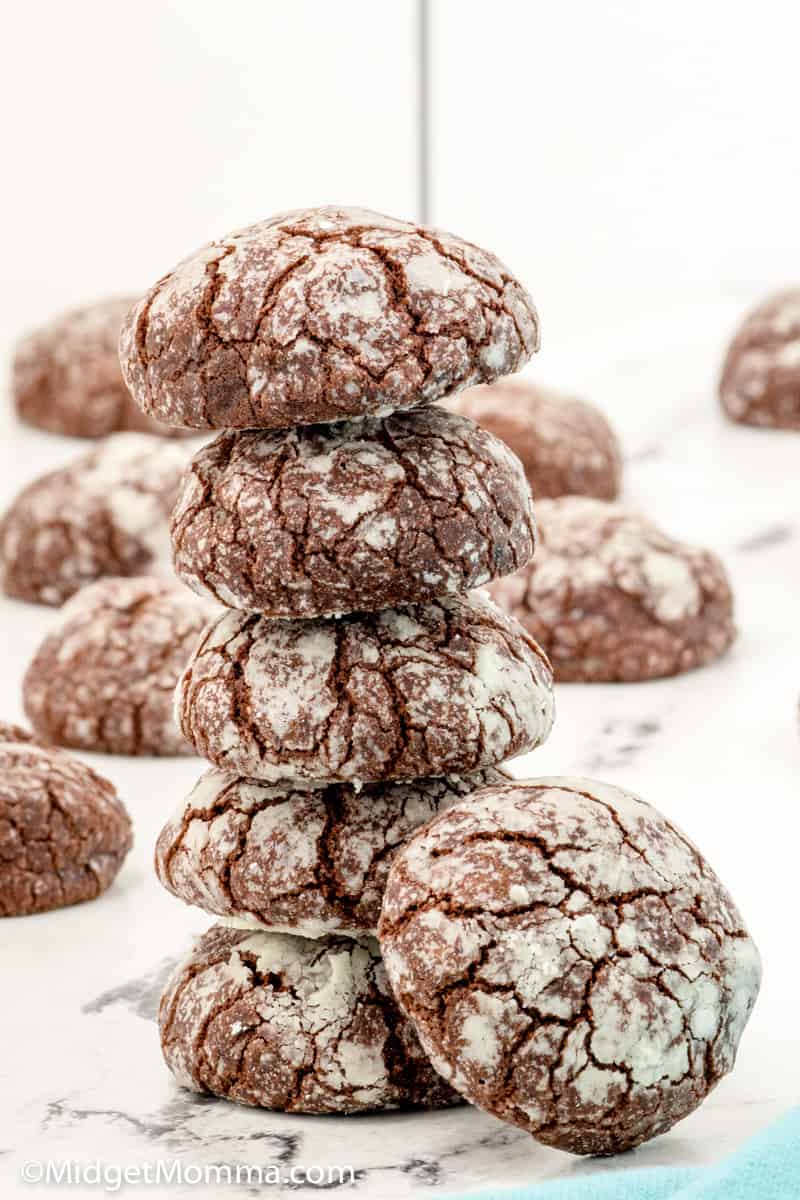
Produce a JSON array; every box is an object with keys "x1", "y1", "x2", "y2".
[
  {"x1": 121, "y1": 205, "x2": 556, "y2": 1113},
  {"x1": 379, "y1": 777, "x2": 761, "y2": 1155}
]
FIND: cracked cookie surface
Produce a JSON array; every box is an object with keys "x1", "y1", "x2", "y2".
[
  {"x1": 172, "y1": 408, "x2": 535, "y2": 617},
  {"x1": 487, "y1": 497, "x2": 735, "y2": 682},
  {"x1": 23, "y1": 576, "x2": 215, "y2": 756},
  {"x1": 0, "y1": 741, "x2": 132, "y2": 916},
  {"x1": 176, "y1": 592, "x2": 555, "y2": 784},
  {"x1": 0, "y1": 433, "x2": 191, "y2": 606},
  {"x1": 155, "y1": 766, "x2": 507, "y2": 938},
  {"x1": 444, "y1": 378, "x2": 622, "y2": 500},
  {"x1": 378, "y1": 777, "x2": 761, "y2": 1156},
  {"x1": 159, "y1": 924, "x2": 460, "y2": 1112},
  {"x1": 120, "y1": 206, "x2": 540, "y2": 430},
  {"x1": 13, "y1": 298, "x2": 189, "y2": 438},
  {"x1": 720, "y1": 289, "x2": 800, "y2": 429}
]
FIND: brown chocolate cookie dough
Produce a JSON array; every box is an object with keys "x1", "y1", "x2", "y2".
[
  {"x1": 0, "y1": 742, "x2": 132, "y2": 916},
  {"x1": 12, "y1": 298, "x2": 188, "y2": 438},
  {"x1": 23, "y1": 577, "x2": 214, "y2": 756},
  {"x1": 487, "y1": 497, "x2": 735, "y2": 682},
  {"x1": 379, "y1": 777, "x2": 761, "y2": 1156},
  {"x1": 444, "y1": 378, "x2": 622, "y2": 499},
  {"x1": 0, "y1": 433, "x2": 190, "y2": 606},
  {"x1": 159, "y1": 924, "x2": 460, "y2": 1113},
  {"x1": 720, "y1": 289, "x2": 800, "y2": 429},
  {"x1": 155, "y1": 766, "x2": 507, "y2": 938},
  {"x1": 176, "y1": 592, "x2": 555, "y2": 784},
  {"x1": 172, "y1": 408, "x2": 535, "y2": 617},
  {"x1": 120, "y1": 206, "x2": 540, "y2": 430}
]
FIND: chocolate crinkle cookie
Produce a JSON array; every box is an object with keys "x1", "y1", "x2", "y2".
[
  {"x1": 487, "y1": 497, "x2": 735, "y2": 682},
  {"x1": 120, "y1": 206, "x2": 539, "y2": 430},
  {"x1": 155, "y1": 766, "x2": 507, "y2": 938},
  {"x1": 23, "y1": 576, "x2": 215, "y2": 756},
  {"x1": 0, "y1": 433, "x2": 191, "y2": 606},
  {"x1": 444, "y1": 378, "x2": 622, "y2": 500},
  {"x1": 176, "y1": 592, "x2": 555, "y2": 784},
  {"x1": 378, "y1": 777, "x2": 761, "y2": 1156},
  {"x1": 720, "y1": 289, "x2": 800, "y2": 429},
  {"x1": 12, "y1": 298, "x2": 188, "y2": 438},
  {"x1": 0, "y1": 721, "x2": 42, "y2": 747},
  {"x1": 159, "y1": 924, "x2": 460, "y2": 1113},
  {"x1": 0, "y1": 741, "x2": 132, "y2": 916},
  {"x1": 172, "y1": 407, "x2": 535, "y2": 617}
]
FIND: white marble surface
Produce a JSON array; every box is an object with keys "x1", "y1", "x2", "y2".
[{"x1": 1, "y1": 299, "x2": 799, "y2": 1197}]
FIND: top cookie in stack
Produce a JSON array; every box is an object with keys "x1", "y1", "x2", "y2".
[{"x1": 120, "y1": 206, "x2": 539, "y2": 432}]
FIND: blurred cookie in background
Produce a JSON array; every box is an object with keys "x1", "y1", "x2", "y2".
[
  {"x1": 720, "y1": 289, "x2": 800, "y2": 430},
  {"x1": 0, "y1": 433, "x2": 190, "y2": 606},
  {"x1": 443, "y1": 378, "x2": 622, "y2": 499},
  {"x1": 0, "y1": 740, "x2": 132, "y2": 916},
  {"x1": 486, "y1": 496, "x2": 735, "y2": 682},
  {"x1": 0, "y1": 721, "x2": 43, "y2": 747},
  {"x1": 12, "y1": 298, "x2": 191, "y2": 438},
  {"x1": 23, "y1": 576, "x2": 214, "y2": 757}
]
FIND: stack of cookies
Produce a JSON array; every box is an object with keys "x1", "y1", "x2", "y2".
[{"x1": 120, "y1": 206, "x2": 557, "y2": 1114}]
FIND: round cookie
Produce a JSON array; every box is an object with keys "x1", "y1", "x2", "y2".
[
  {"x1": 0, "y1": 721, "x2": 42, "y2": 747},
  {"x1": 0, "y1": 433, "x2": 190, "y2": 606},
  {"x1": 378, "y1": 777, "x2": 762, "y2": 1156},
  {"x1": 720, "y1": 289, "x2": 800, "y2": 429},
  {"x1": 155, "y1": 766, "x2": 508, "y2": 938},
  {"x1": 159, "y1": 924, "x2": 460, "y2": 1113},
  {"x1": 0, "y1": 741, "x2": 132, "y2": 916},
  {"x1": 172, "y1": 408, "x2": 535, "y2": 617},
  {"x1": 487, "y1": 497, "x2": 735, "y2": 682},
  {"x1": 444, "y1": 378, "x2": 622, "y2": 499},
  {"x1": 120, "y1": 205, "x2": 540, "y2": 430},
  {"x1": 23, "y1": 577, "x2": 214, "y2": 756},
  {"x1": 176, "y1": 592, "x2": 555, "y2": 784},
  {"x1": 12, "y1": 298, "x2": 188, "y2": 438}
]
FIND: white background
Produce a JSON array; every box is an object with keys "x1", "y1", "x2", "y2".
[
  {"x1": 433, "y1": 0, "x2": 800, "y2": 348},
  {"x1": 2, "y1": 1, "x2": 799, "y2": 351},
  {"x1": 1, "y1": 2, "x2": 799, "y2": 1192}
]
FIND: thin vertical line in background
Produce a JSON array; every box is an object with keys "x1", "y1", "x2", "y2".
[{"x1": 417, "y1": 0, "x2": 431, "y2": 224}]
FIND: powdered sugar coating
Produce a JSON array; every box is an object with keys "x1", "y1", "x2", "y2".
[
  {"x1": 155, "y1": 765, "x2": 507, "y2": 937},
  {"x1": 176, "y1": 592, "x2": 555, "y2": 783},
  {"x1": 378, "y1": 776, "x2": 761, "y2": 1156},
  {"x1": 23, "y1": 576, "x2": 215, "y2": 756},
  {"x1": 0, "y1": 741, "x2": 132, "y2": 915},
  {"x1": 444, "y1": 378, "x2": 622, "y2": 499},
  {"x1": 487, "y1": 497, "x2": 735, "y2": 681},
  {"x1": 720, "y1": 289, "x2": 800, "y2": 429},
  {"x1": 158, "y1": 924, "x2": 460, "y2": 1113},
  {"x1": 120, "y1": 206, "x2": 540, "y2": 430},
  {"x1": 172, "y1": 407, "x2": 535, "y2": 617},
  {"x1": 12, "y1": 298, "x2": 189, "y2": 438},
  {"x1": 0, "y1": 434, "x2": 191, "y2": 606}
]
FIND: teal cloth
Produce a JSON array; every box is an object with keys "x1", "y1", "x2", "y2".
[{"x1": 444, "y1": 1109, "x2": 800, "y2": 1200}]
